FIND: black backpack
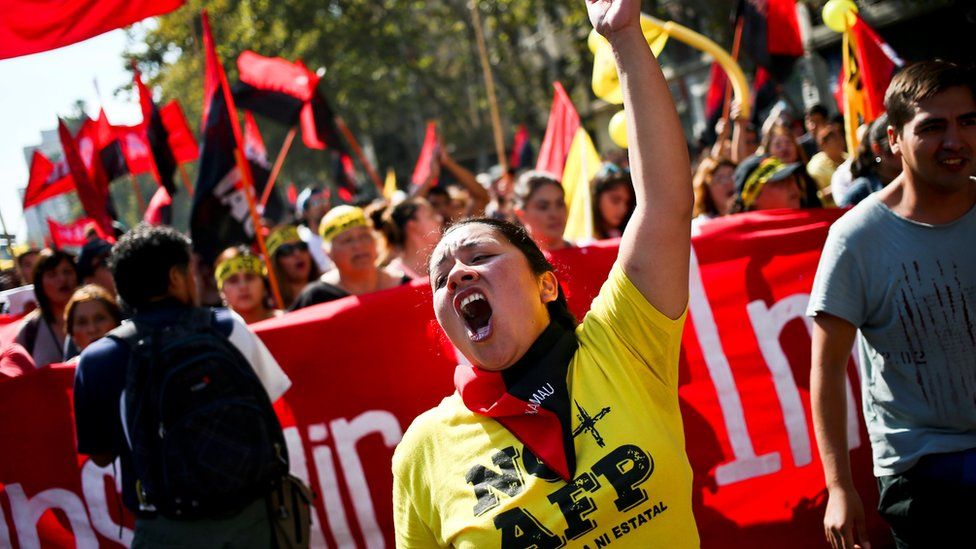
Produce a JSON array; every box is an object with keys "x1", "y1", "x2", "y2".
[{"x1": 110, "y1": 307, "x2": 288, "y2": 519}]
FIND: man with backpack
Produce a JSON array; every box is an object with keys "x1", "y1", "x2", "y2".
[{"x1": 73, "y1": 224, "x2": 292, "y2": 547}]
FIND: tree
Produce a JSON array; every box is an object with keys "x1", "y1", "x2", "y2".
[{"x1": 127, "y1": 0, "x2": 596, "y2": 194}]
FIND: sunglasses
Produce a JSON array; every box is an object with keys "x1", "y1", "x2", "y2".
[{"x1": 277, "y1": 242, "x2": 309, "y2": 257}]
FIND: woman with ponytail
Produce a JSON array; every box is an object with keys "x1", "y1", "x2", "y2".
[
  {"x1": 378, "y1": 197, "x2": 443, "y2": 279},
  {"x1": 392, "y1": 0, "x2": 699, "y2": 545}
]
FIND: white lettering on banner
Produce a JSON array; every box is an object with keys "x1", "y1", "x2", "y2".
[
  {"x1": 283, "y1": 427, "x2": 328, "y2": 548},
  {"x1": 747, "y1": 295, "x2": 814, "y2": 467},
  {"x1": 308, "y1": 422, "x2": 357, "y2": 548},
  {"x1": 747, "y1": 295, "x2": 862, "y2": 465},
  {"x1": 81, "y1": 459, "x2": 134, "y2": 546},
  {"x1": 688, "y1": 247, "x2": 782, "y2": 486},
  {"x1": 6, "y1": 483, "x2": 98, "y2": 549},
  {"x1": 330, "y1": 411, "x2": 403, "y2": 549},
  {"x1": 214, "y1": 167, "x2": 255, "y2": 236}
]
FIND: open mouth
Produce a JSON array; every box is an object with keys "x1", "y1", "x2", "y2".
[
  {"x1": 455, "y1": 289, "x2": 493, "y2": 342},
  {"x1": 940, "y1": 157, "x2": 968, "y2": 171}
]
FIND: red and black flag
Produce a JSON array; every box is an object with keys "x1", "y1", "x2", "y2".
[
  {"x1": 144, "y1": 187, "x2": 173, "y2": 226},
  {"x1": 0, "y1": 0, "x2": 183, "y2": 60},
  {"x1": 736, "y1": 0, "x2": 804, "y2": 81},
  {"x1": 134, "y1": 68, "x2": 178, "y2": 195},
  {"x1": 191, "y1": 14, "x2": 283, "y2": 262},
  {"x1": 509, "y1": 124, "x2": 534, "y2": 171},
  {"x1": 78, "y1": 111, "x2": 129, "y2": 183},
  {"x1": 58, "y1": 119, "x2": 114, "y2": 236},
  {"x1": 233, "y1": 51, "x2": 348, "y2": 153}
]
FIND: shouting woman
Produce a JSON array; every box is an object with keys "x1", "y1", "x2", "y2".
[{"x1": 392, "y1": 1, "x2": 699, "y2": 546}]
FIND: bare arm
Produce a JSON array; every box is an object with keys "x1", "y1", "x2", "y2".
[
  {"x1": 440, "y1": 149, "x2": 489, "y2": 215},
  {"x1": 588, "y1": 0, "x2": 693, "y2": 319},
  {"x1": 811, "y1": 313, "x2": 870, "y2": 549},
  {"x1": 411, "y1": 152, "x2": 442, "y2": 198}
]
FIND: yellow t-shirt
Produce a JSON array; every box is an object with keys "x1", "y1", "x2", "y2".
[{"x1": 392, "y1": 265, "x2": 698, "y2": 548}]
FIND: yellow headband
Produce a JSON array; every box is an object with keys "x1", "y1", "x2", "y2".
[
  {"x1": 214, "y1": 254, "x2": 266, "y2": 290},
  {"x1": 740, "y1": 157, "x2": 793, "y2": 209},
  {"x1": 267, "y1": 226, "x2": 301, "y2": 258},
  {"x1": 319, "y1": 205, "x2": 368, "y2": 242}
]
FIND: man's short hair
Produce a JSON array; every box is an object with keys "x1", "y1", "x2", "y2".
[
  {"x1": 109, "y1": 223, "x2": 192, "y2": 310},
  {"x1": 805, "y1": 104, "x2": 829, "y2": 120},
  {"x1": 885, "y1": 60, "x2": 976, "y2": 133}
]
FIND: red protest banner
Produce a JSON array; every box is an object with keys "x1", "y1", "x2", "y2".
[{"x1": 0, "y1": 210, "x2": 892, "y2": 547}]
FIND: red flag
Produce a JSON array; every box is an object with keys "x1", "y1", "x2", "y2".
[
  {"x1": 766, "y1": 0, "x2": 803, "y2": 57},
  {"x1": 24, "y1": 151, "x2": 75, "y2": 209},
  {"x1": 244, "y1": 111, "x2": 269, "y2": 168},
  {"x1": 46, "y1": 217, "x2": 112, "y2": 249},
  {"x1": 535, "y1": 82, "x2": 580, "y2": 177},
  {"x1": 114, "y1": 123, "x2": 155, "y2": 175},
  {"x1": 160, "y1": 100, "x2": 198, "y2": 164},
  {"x1": 144, "y1": 187, "x2": 173, "y2": 226},
  {"x1": 410, "y1": 122, "x2": 440, "y2": 187},
  {"x1": 58, "y1": 119, "x2": 113, "y2": 235},
  {"x1": 0, "y1": 0, "x2": 184, "y2": 60},
  {"x1": 704, "y1": 62, "x2": 729, "y2": 123},
  {"x1": 851, "y1": 16, "x2": 903, "y2": 122}
]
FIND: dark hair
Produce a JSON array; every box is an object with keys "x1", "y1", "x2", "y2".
[
  {"x1": 64, "y1": 284, "x2": 122, "y2": 336},
  {"x1": 379, "y1": 197, "x2": 431, "y2": 249},
  {"x1": 885, "y1": 60, "x2": 976, "y2": 133},
  {"x1": 109, "y1": 223, "x2": 192, "y2": 310},
  {"x1": 427, "y1": 187, "x2": 450, "y2": 200},
  {"x1": 693, "y1": 156, "x2": 737, "y2": 217},
  {"x1": 591, "y1": 165, "x2": 636, "y2": 240},
  {"x1": 434, "y1": 218, "x2": 577, "y2": 332},
  {"x1": 852, "y1": 114, "x2": 891, "y2": 179},
  {"x1": 806, "y1": 104, "x2": 828, "y2": 119},
  {"x1": 513, "y1": 171, "x2": 563, "y2": 210},
  {"x1": 31, "y1": 248, "x2": 78, "y2": 322}
]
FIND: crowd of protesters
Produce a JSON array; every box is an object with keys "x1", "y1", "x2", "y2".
[
  {"x1": 0, "y1": 65, "x2": 927, "y2": 355},
  {"x1": 0, "y1": 80, "x2": 915, "y2": 370}
]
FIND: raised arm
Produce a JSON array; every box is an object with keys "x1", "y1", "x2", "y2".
[
  {"x1": 439, "y1": 147, "x2": 489, "y2": 216},
  {"x1": 588, "y1": 0, "x2": 693, "y2": 319}
]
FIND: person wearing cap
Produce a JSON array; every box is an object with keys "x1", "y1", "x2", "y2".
[
  {"x1": 295, "y1": 186, "x2": 334, "y2": 273},
  {"x1": 729, "y1": 155, "x2": 805, "y2": 213},
  {"x1": 76, "y1": 238, "x2": 116, "y2": 295},
  {"x1": 266, "y1": 225, "x2": 321, "y2": 309},
  {"x1": 214, "y1": 246, "x2": 282, "y2": 324},
  {"x1": 289, "y1": 205, "x2": 410, "y2": 311}
]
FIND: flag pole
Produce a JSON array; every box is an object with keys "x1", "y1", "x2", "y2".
[
  {"x1": 722, "y1": 16, "x2": 745, "y2": 121},
  {"x1": 177, "y1": 163, "x2": 194, "y2": 195},
  {"x1": 334, "y1": 117, "x2": 384, "y2": 194},
  {"x1": 260, "y1": 126, "x2": 298, "y2": 208},
  {"x1": 469, "y1": 0, "x2": 510, "y2": 180},
  {"x1": 128, "y1": 174, "x2": 147, "y2": 212},
  {"x1": 203, "y1": 11, "x2": 284, "y2": 310}
]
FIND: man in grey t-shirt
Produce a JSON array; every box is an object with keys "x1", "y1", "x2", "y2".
[{"x1": 808, "y1": 61, "x2": 976, "y2": 549}]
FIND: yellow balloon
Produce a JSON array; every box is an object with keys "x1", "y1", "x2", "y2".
[
  {"x1": 609, "y1": 110, "x2": 628, "y2": 149},
  {"x1": 822, "y1": 0, "x2": 858, "y2": 33}
]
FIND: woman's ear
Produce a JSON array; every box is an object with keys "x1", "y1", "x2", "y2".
[{"x1": 539, "y1": 271, "x2": 559, "y2": 304}]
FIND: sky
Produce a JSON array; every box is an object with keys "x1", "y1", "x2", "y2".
[{"x1": 0, "y1": 29, "x2": 144, "y2": 242}]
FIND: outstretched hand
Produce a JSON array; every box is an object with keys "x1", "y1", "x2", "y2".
[{"x1": 586, "y1": 0, "x2": 641, "y2": 38}]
